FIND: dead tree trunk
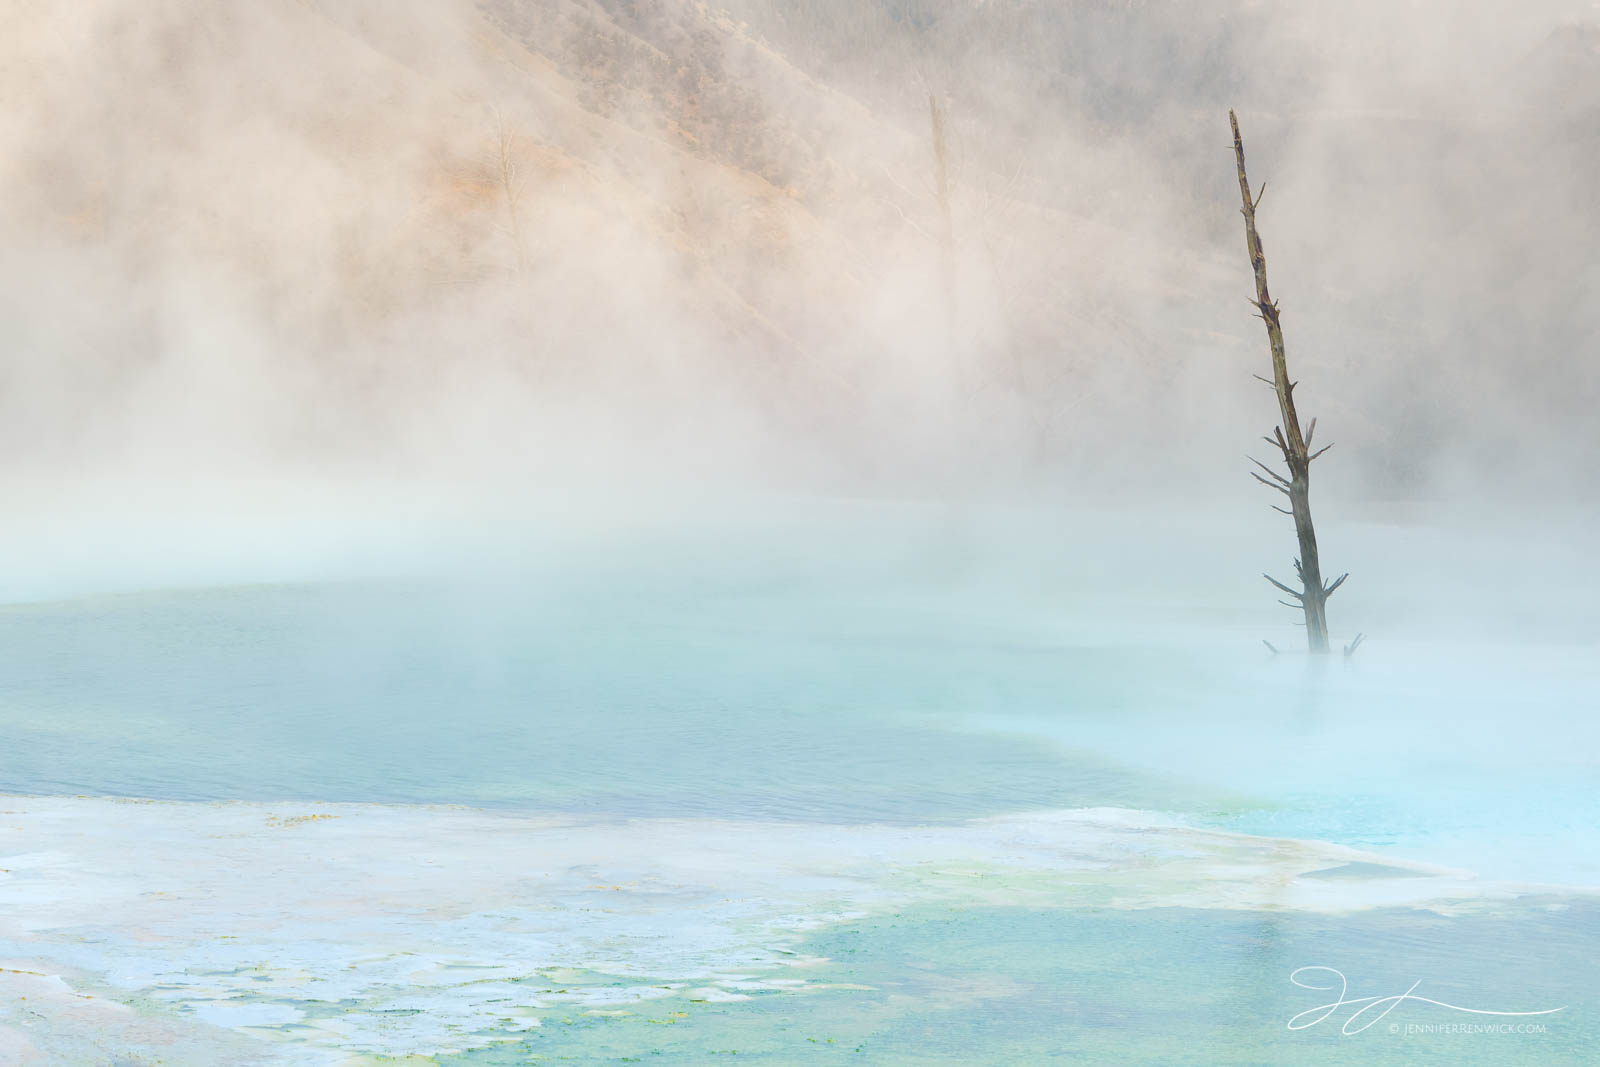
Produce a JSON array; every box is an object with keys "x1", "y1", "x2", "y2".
[
  {"x1": 492, "y1": 110, "x2": 528, "y2": 275},
  {"x1": 929, "y1": 94, "x2": 955, "y2": 293},
  {"x1": 928, "y1": 93, "x2": 958, "y2": 335},
  {"x1": 1229, "y1": 111, "x2": 1347, "y2": 653}
]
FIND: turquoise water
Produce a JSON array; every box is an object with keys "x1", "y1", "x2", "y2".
[
  {"x1": 0, "y1": 581, "x2": 1233, "y2": 819},
  {"x1": 4, "y1": 515, "x2": 1596, "y2": 1063},
  {"x1": 3, "y1": 575, "x2": 1594, "y2": 880},
  {"x1": 442, "y1": 901, "x2": 1598, "y2": 1065}
]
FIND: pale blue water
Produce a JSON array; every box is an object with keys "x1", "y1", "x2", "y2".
[
  {"x1": 3, "y1": 575, "x2": 1594, "y2": 883},
  {"x1": 442, "y1": 901, "x2": 1600, "y2": 1066},
  {"x1": 0, "y1": 580, "x2": 1229, "y2": 819},
  {"x1": 4, "y1": 516, "x2": 1597, "y2": 1063}
]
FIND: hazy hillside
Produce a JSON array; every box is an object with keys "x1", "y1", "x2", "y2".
[{"x1": 3, "y1": 0, "x2": 1598, "y2": 500}]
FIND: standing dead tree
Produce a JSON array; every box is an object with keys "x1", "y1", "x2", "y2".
[
  {"x1": 1230, "y1": 110, "x2": 1352, "y2": 654},
  {"x1": 491, "y1": 109, "x2": 530, "y2": 275},
  {"x1": 929, "y1": 93, "x2": 956, "y2": 314}
]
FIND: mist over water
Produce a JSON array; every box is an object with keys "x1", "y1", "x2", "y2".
[
  {"x1": 3, "y1": 500, "x2": 1594, "y2": 884},
  {"x1": 3, "y1": 2, "x2": 1598, "y2": 1063},
  {"x1": 5, "y1": 0, "x2": 1600, "y2": 503}
]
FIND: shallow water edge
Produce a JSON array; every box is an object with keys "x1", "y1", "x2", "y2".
[{"x1": 1, "y1": 796, "x2": 1593, "y2": 1064}]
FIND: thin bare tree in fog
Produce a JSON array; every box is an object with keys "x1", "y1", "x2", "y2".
[
  {"x1": 1230, "y1": 111, "x2": 1356, "y2": 655},
  {"x1": 490, "y1": 108, "x2": 530, "y2": 274},
  {"x1": 422, "y1": 109, "x2": 534, "y2": 286},
  {"x1": 929, "y1": 92, "x2": 956, "y2": 315}
]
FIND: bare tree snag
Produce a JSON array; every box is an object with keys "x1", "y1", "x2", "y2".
[
  {"x1": 928, "y1": 90, "x2": 960, "y2": 363},
  {"x1": 927, "y1": 93, "x2": 963, "y2": 384},
  {"x1": 929, "y1": 93, "x2": 955, "y2": 299},
  {"x1": 1230, "y1": 110, "x2": 1347, "y2": 653},
  {"x1": 491, "y1": 109, "x2": 528, "y2": 274}
]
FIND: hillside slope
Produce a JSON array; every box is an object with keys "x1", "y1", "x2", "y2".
[{"x1": 2, "y1": 1, "x2": 1597, "y2": 496}]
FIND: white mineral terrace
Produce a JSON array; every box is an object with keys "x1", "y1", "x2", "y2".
[{"x1": 0, "y1": 796, "x2": 1569, "y2": 1065}]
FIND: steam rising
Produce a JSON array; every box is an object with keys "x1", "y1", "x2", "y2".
[
  {"x1": 2, "y1": 13, "x2": 1597, "y2": 1060},
  {"x1": 3, "y1": 1, "x2": 1598, "y2": 607}
]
